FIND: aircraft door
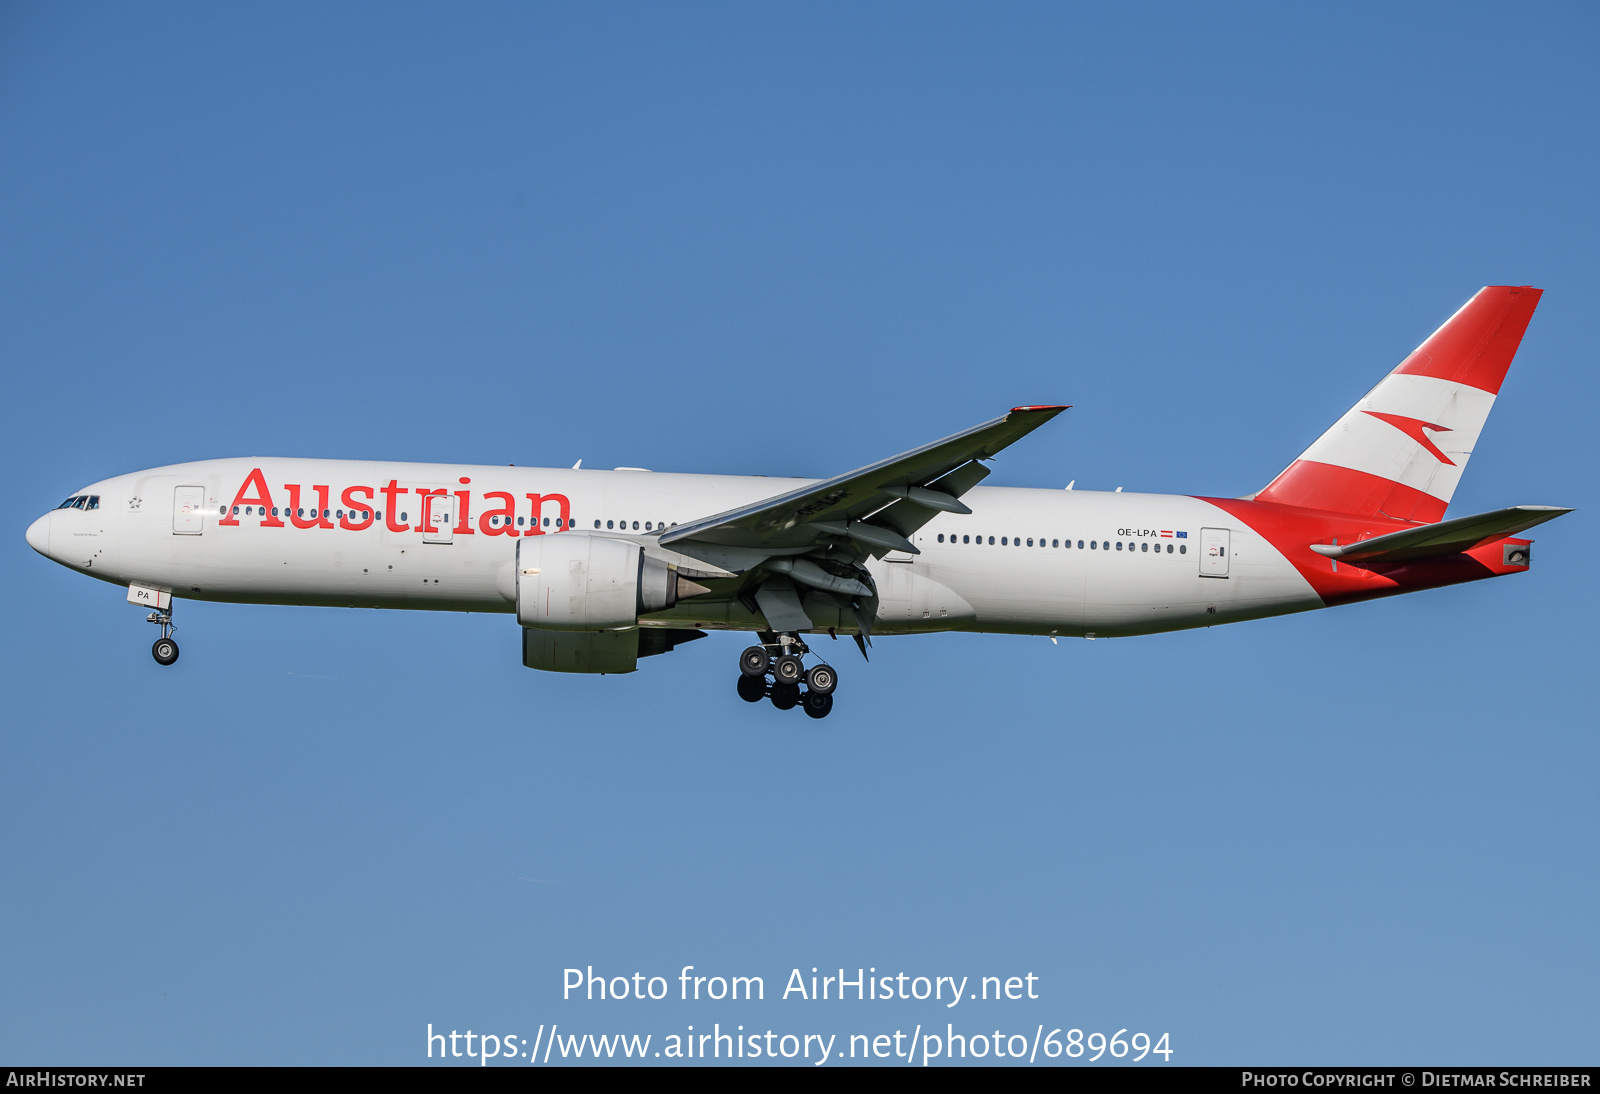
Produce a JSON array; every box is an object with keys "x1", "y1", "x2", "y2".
[
  {"x1": 1199, "y1": 527, "x2": 1230, "y2": 577},
  {"x1": 173, "y1": 485, "x2": 205, "y2": 535},
  {"x1": 422, "y1": 494, "x2": 455, "y2": 544}
]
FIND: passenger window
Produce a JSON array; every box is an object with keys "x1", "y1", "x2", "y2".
[
  {"x1": 607, "y1": 520, "x2": 614, "y2": 529},
  {"x1": 1090, "y1": 540, "x2": 1096, "y2": 549},
  {"x1": 544, "y1": 517, "x2": 550, "y2": 527},
  {"x1": 337, "y1": 510, "x2": 345, "y2": 519},
  {"x1": 1116, "y1": 541, "x2": 1122, "y2": 550},
  {"x1": 400, "y1": 512, "x2": 408, "y2": 522},
  {"x1": 1179, "y1": 544, "x2": 1186, "y2": 554},
  {"x1": 593, "y1": 520, "x2": 601, "y2": 528},
  {"x1": 272, "y1": 508, "x2": 279, "y2": 516},
  {"x1": 1166, "y1": 543, "x2": 1173, "y2": 553},
  {"x1": 988, "y1": 536, "x2": 995, "y2": 545},
  {"x1": 937, "y1": 534, "x2": 944, "y2": 542},
  {"x1": 1001, "y1": 537, "x2": 1007, "y2": 545},
  {"x1": 962, "y1": 535, "x2": 969, "y2": 543},
  {"x1": 1141, "y1": 542, "x2": 1148, "y2": 552},
  {"x1": 631, "y1": 521, "x2": 638, "y2": 530},
  {"x1": 1052, "y1": 539, "x2": 1058, "y2": 548},
  {"x1": 1026, "y1": 538, "x2": 1033, "y2": 546},
  {"x1": 232, "y1": 506, "x2": 240, "y2": 515}
]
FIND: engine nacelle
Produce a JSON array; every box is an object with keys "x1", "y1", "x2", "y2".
[{"x1": 515, "y1": 533, "x2": 681, "y2": 630}]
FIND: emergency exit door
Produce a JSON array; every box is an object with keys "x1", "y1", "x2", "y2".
[
  {"x1": 173, "y1": 485, "x2": 205, "y2": 535},
  {"x1": 423, "y1": 495, "x2": 455, "y2": 544},
  {"x1": 1199, "y1": 527, "x2": 1230, "y2": 577}
]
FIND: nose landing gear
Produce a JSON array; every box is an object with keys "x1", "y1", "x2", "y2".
[
  {"x1": 148, "y1": 607, "x2": 179, "y2": 666},
  {"x1": 734, "y1": 636, "x2": 837, "y2": 718}
]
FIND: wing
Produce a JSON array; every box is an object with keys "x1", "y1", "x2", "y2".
[{"x1": 659, "y1": 406, "x2": 1069, "y2": 555}]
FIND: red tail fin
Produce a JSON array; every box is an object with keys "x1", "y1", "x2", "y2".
[{"x1": 1255, "y1": 286, "x2": 1542, "y2": 523}]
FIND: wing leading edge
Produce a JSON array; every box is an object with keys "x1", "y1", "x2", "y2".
[{"x1": 659, "y1": 405, "x2": 1068, "y2": 554}]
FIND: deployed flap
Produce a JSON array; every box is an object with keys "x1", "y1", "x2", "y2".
[
  {"x1": 1310, "y1": 504, "x2": 1572, "y2": 563},
  {"x1": 659, "y1": 406, "x2": 1067, "y2": 551},
  {"x1": 753, "y1": 576, "x2": 815, "y2": 632}
]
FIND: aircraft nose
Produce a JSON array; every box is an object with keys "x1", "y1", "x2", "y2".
[{"x1": 26, "y1": 513, "x2": 50, "y2": 556}]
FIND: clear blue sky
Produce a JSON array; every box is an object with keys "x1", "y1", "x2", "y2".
[{"x1": 2, "y1": 2, "x2": 1595, "y2": 1066}]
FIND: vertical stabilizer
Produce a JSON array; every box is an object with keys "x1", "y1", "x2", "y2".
[{"x1": 1255, "y1": 286, "x2": 1542, "y2": 523}]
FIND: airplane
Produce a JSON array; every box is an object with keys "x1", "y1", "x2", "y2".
[{"x1": 26, "y1": 285, "x2": 1570, "y2": 719}]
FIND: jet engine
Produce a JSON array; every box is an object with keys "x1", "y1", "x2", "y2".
[{"x1": 515, "y1": 533, "x2": 690, "y2": 631}]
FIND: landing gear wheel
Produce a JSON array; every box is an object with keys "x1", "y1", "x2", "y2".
[
  {"x1": 774, "y1": 654, "x2": 805, "y2": 685},
  {"x1": 736, "y1": 674, "x2": 766, "y2": 703},
  {"x1": 804, "y1": 664, "x2": 837, "y2": 695},
  {"x1": 152, "y1": 638, "x2": 179, "y2": 666},
  {"x1": 739, "y1": 646, "x2": 771, "y2": 677},
  {"x1": 770, "y1": 682, "x2": 801, "y2": 710},
  {"x1": 802, "y1": 691, "x2": 833, "y2": 719}
]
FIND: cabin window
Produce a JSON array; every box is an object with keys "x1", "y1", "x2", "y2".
[
  {"x1": 937, "y1": 534, "x2": 944, "y2": 542},
  {"x1": 1052, "y1": 539, "x2": 1059, "y2": 547},
  {"x1": 987, "y1": 536, "x2": 995, "y2": 545},
  {"x1": 1141, "y1": 542, "x2": 1148, "y2": 552},
  {"x1": 1027, "y1": 538, "x2": 1034, "y2": 546},
  {"x1": 1166, "y1": 543, "x2": 1173, "y2": 553},
  {"x1": 645, "y1": 521, "x2": 652, "y2": 531},
  {"x1": 544, "y1": 517, "x2": 551, "y2": 527},
  {"x1": 337, "y1": 510, "x2": 345, "y2": 519},
  {"x1": 1090, "y1": 540, "x2": 1096, "y2": 549},
  {"x1": 271, "y1": 508, "x2": 279, "y2": 516},
  {"x1": 232, "y1": 506, "x2": 240, "y2": 515},
  {"x1": 1116, "y1": 541, "x2": 1122, "y2": 550},
  {"x1": 1179, "y1": 544, "x2": 1186, "y2": 554},
  {"x1": 400, "y1": 512, "x2": 408, "y2": 522}
]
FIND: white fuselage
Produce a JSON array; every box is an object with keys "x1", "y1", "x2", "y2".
[{"x1": 31, "y1": 458, "x2": 1323, "y2": 639}]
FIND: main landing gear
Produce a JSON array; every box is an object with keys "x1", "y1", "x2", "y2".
[
  {"x1": 737, "y1": 636, "x2": 837, "y2": 719},
  {"x1": 148, "y1": 606, "x2": 179, "y2": 666}
]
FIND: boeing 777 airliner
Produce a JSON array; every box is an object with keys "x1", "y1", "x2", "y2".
[{"x1": 27, "y1": 286, "x2": 1570, "y2": 717}]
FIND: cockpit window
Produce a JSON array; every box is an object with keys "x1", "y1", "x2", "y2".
[
  {"x1": 57, "y1": 496, "x2": 88, "y2": 510},
  {"x1": 86, "y1": 496, "x2": 99, "y2": 509}
]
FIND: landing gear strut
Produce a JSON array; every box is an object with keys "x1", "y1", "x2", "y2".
[
  {"x1": 734, "y1": 635, "x2": 837, "y2": 717},
  {"x1": 148, "y1": 607, "x2": 179, "y2": 666}
]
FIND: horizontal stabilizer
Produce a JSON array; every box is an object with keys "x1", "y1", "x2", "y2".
[{"x1": 1310, "y1": 505, "x2": 1572, "y2": 563}]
